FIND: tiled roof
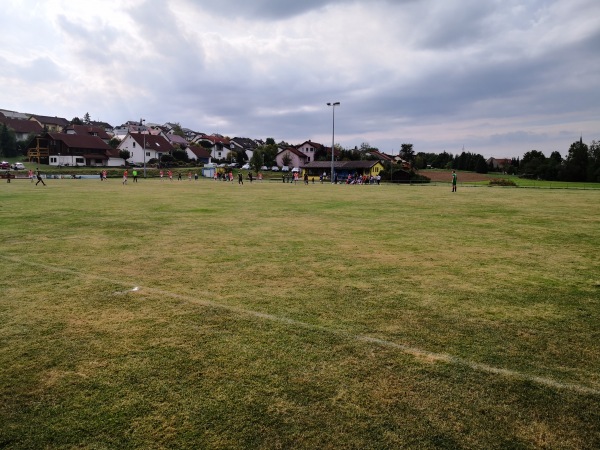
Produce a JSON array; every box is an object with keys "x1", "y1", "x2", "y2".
[
  {"x1": 188, "y1": 147, "x2": 211, "y2": 159},
  {"x1": 277, "y1": 147, "x2": 307, "y2": 159},
  {"x1": 30, "y1": 115, "x2": 69, "y2": 127},
  {"x1": 65, "y1": 124, "x2": 112, "y2": 140},
  {"x1": 0, "y1": 117, "x2": 43, "y2": 134},
  {"x1": 129, "y1": 133, "x2": 174, "y2": 152},
  {"x1": 47, "y1": 132, "x2": 112, "y2": 150}
]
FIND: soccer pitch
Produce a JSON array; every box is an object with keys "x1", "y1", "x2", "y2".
[{"x1": 1, "y1": 179, "x2": 599, "y2": 448}]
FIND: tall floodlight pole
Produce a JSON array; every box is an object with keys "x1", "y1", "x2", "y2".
[
  {"x1": 327, "y1": 102, "x2": 340, "y2": 183},
  {"x1": 141, "y1": 119, "x2": 147, "y2": 178}
]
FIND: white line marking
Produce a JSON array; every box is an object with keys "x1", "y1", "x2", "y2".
[{"x1": 2, "y1": 255, "x2": 599, "y2": 396}]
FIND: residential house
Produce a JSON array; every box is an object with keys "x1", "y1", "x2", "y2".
[
  {"x1": 166, "y1": 133, "x2": 189, "y2": 149},
  {"x1": 65, "y1": 124, "x2": 112, "y2": 144},
  {"x1": 192, "y1": 134, "x2": 231, "y2": 161},
  {"x1": 27, "y1": 132, "x2": 114, "y2": 166},
  {"x1": 230, "y1": 137, "x2": 259, "y2": 161},
  {"x1": 295, "y1": 140, "x2": 329, "y2": 163},
  {"x1": 486, "y1": 157, "x2": 512, "y2": 171},
  {"x1": 29, "y1": 114, "x2": 69, "y2": 133},
  {"x1": 0, "y1": 116, "x2": 43, "y2": 142},
  {"x1": 89, "y1": 120, "x2": 114, "y2": 134},
  {"x1": 366, "y1": 149, "x2": 394, "y2": 163},
  {"x1": 186, "y1": 146, "x2": 212, "y2": 164},
  {"x1": 117, "y1": 132, "x2": 174, "y2": 165},
  {"x1": 275, "y1": 147, "x2": 309, "y2": 168},
  {"x1": 0, "y1": 109, "x2": 30, "y2": 120}
]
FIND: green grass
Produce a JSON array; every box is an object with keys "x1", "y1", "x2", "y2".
[{"x1": 1, "y1": 179, "x2": 599, "y2": 449}]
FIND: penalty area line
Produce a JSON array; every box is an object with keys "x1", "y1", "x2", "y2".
[{"x1": 2, "y1": 254, "x2": 599, "y2": 396}]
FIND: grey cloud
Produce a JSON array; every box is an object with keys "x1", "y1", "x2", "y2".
[{"x1": 187, "y1": 0, "x2": 415, "y2": 20}]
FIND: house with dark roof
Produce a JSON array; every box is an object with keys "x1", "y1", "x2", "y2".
[
  {"x1": 29, "y1": 115, "x2": 69, "y2": 132},
  {"x1": 192, "y1": 134, "x2": 231, "y2": 160},
  {"x1": 486, "y1": 157, "x2": 512, "y2": 170},
  {"x1": 0, "y1": 116, "x2": 43, "y2": 142},
  {"x1": 275, "y1": 147, "x2": 309, "y2": 168},
  {"x1": 295, "y1": 140, "x2": 329, "y2": 163},
  {"x1": 65, "y1": 124, "x2": 112, "y2": 143},
  {"x1": 117, "y1": 132, "x2": 174, "y2": 165},
  {"x1": 186, "y1": 146, "x2": 212, "y2": 164},
  {"x1": 27, "y1": 132, "x2": 114, "y2": 166},
  {"x1": 366, "y1": 149, "x2": 394, "y2": 163},
  {"x1": 230, "y1": 137, "x2": 259, "y2": 160}
]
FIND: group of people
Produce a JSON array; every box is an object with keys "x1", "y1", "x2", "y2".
[
  {"x1": 25, "y1": 169, "x2": 46, "y2": 186},
  {"x1": 213, "y1": 171, "x2": 264, "y2": 183},
  {"x1": 345, "y1": 174, "x2": 381, "y2": 185}
]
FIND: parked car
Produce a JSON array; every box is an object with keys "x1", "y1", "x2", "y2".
[
  {"x1": 11, "y1": 162, "x2": 25, "y2": 170},
  {"x1": 241, "y1": 163, "x2": 251, "y2": 170},
  {"x1": 0, "y1": 161, "x2": 10, "y2": 170},
  {"x1": 271, "y1": 166, "x2": 280, "y2": 172},
  {"x1": 291, "y1": 167, "x2": 300, "y2": 173},
  {"x1": 281, "y1": 166, "x2": 290, "y2": 172},
  {"x1": 260, "y1": 166, "x2": 268, "y2": 171}
]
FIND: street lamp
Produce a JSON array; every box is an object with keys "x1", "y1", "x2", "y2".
[
  {"x1": 140, "y1": 119, "x2": 147, "y2": 178},
  {"x1": 327, "y1": 102, "x2": 340, "y2": 183}
]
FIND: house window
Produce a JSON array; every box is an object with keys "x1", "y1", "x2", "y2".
[
  {"x1": 50, "y1": 157, "x2": 57, "y2": 163},
  {"x1": 146, "y1": 152, "x2": 150, "y2": 157},
  {"x1": 133, "y1": 142, "x2": 136, "y2": 148},
  {"x1": 76, "y1": 157, "x2": 84, "y2": 164}
]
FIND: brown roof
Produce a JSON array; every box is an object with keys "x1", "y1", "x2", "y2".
[
  {"x1": 47, "y1": 133, "x2": 112, "y2": 150},
  {"x1": 188, "y1": 147, "x2": 211, "y2": 159},
  {"x1": 129, "y1": 133, "x2": 174, "y2": 152},
  {"x1": 65, "y1": 124, "x2": 112, "y2": 140},
  {"x1": 0, "y1": 117, "x2": 43, "y2": 134},
  {"x1": 278, "y1": 147, "x2": 308, "y2": 159},
  {"x1": 30, "y1": 115, "x2": 70, "y2": 127}
]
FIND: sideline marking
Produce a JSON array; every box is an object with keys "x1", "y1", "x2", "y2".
[{"x1": 2, "y1": 255, "x2": 599, "y2": 396}]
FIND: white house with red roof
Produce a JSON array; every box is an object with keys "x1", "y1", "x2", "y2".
[
  {"x1": 275, "y1": 147, "x2": 309, "y2": 168},
  {"x1": 295, "y1": 140, "x2": 329, "y2": 163},
  {"x1": 117, "y1": 132, "x2": 174, "y2": 165}
]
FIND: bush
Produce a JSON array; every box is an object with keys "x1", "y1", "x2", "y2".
[{"x1": 489, "y1": 178, "x2": 517, "y2": 186}]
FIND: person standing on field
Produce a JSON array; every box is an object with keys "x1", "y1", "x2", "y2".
[
  {"x1": 122, "y1": 169, "x2": 128, "y2": 185},
  {"x1": 35, "y1": 169, "x2": 46, "y2": 186},
  {"x1": 452, "y1": 170, "x2": 457, "y2": 192},
  {"x1": 132, "y1": 169, "x2": 138, "y2": 182}
]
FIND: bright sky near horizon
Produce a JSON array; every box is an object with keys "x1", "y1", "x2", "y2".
[{"x1": 1, "y1": 0, "x2": 598, "y2": 158}]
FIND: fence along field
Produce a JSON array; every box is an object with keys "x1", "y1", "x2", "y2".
[{"x1": 1, "y1": 179, "x2": 599, "y2": 448}]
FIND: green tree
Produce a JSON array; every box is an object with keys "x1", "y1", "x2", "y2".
[
  {"x1": 119, "y1": 149, "x2": 131, "y2": 165},
  {"x1": 109, "y1": 137, "x2": 120, "y2": 149},
  {"x1": 250, "y1": 149, "x2": 264, "y2": 171},
  {"x1": 399, "y1": 143, "x2": 414, "y2": 163},
  {"x1": 172, "y1": 148, "x2": 189, "y2": 162},
  {"x1": 588, "y1": 140, "x2": 600, "y2": 182},
  {"x1": 83, "y1": 112, "x2": 91, "y2": 124},
  {"x1": 561, "y1": 140, "x2": 588, "y2": 182},
  {"x1": 71, "y1": 117, "x2": 83, "y2": 125},
  {"x1": 171, "y1": 123, "x2": 185, "y2": 138},
  {"x1": 265, "y1": 137, "x2": 276, "y2": 146},
  {"x1": 475, "y1": 155, "x2": 488, "y2": 174},
  {"x1": 281, "y1": 152, "x2": 292, "y2": 167},
  {"x1": 0, "y1": 123, "x2": 17, "y2": 158},
  {"x1": 520, "y1": 150, "x2": 546, "y2": 178}
]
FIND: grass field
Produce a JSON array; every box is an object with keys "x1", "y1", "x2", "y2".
[{"x1": 1, "y1": 178, "x2": 599, "y2": 449}]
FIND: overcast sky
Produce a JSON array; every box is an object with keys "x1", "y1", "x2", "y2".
[{"x1": 1, "y1": 0, "x2": 598, "y2": 158}]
